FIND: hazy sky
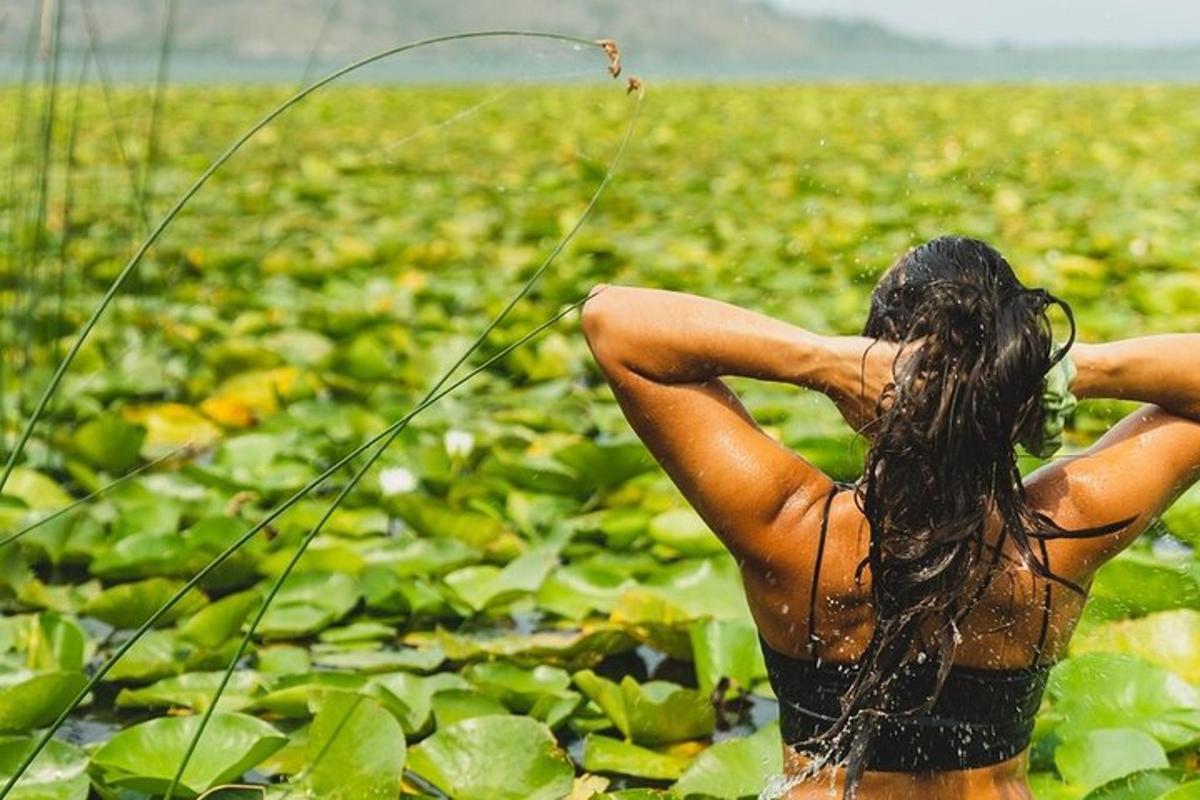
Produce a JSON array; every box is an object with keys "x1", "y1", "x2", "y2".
[{"x1": 770, "y1": 0, "x2": 1200, "y2": 47}]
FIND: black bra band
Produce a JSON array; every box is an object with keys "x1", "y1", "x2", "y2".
[{"x1": 759, "y1": 636, "x2": 1052, "y2": 772}]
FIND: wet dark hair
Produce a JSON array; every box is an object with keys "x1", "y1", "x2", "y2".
[{"x1": 811, "y1": 236, "x2": 1127, "y2": 798}]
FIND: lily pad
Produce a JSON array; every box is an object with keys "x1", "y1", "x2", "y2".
[
  {"x1": 81, "y1": 577, "x2": 209, "y2": 630},
  {"x1": 581, "y1": 734, "x2": 694, "y2": 780},
  {"x1": 1048, "y1": 653, "x2": 1200, "y2": 751},
  {"x1": 1055, "y1": 728, "x2": 1169, "y2": 794},
  {"x1": 0, "y1": 736, "x2": 89, "y2": 800},
  {"x1": 257, "y1": 571, "x2": 360, "y2": 639},
  {"x1": 407, "y1": 715, "x2": 575, "y2": 800},
  {"x1": 572, "y1": 670, "x2": 716, "y2": 746},
  {"x1": 672, "y1": 722, "x2": 783, "y2": 799},
  {"x1": 280, "y1": 691, "x2": 405, "y2": 799},
  {"x1": 0, "y1": 672, "x2": 88, "y2": 733},
  {"x1": 89, "y1": 712, "x2": 286, "y2": 796}
]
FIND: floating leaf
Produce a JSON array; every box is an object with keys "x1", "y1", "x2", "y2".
[
  {"x1": 82, "y1": 577, "x2": 208, "y2": 630},
  {"x1": 672, "y1": 722, "x2": 782, "y2": 799},
  {"x1": 1055, "y1": 728, "x2": 1168, "y2": 794},
  {"x1": 1049, "y1": 653, "x2": 1200, "y2": 751},
  {"x1": 281, "y1": 691, "x2": 405, "y2": 799},
  {"x1": 407, "y1": 715, "x2": 575, "y2": 800},
  {"x1": 581, "y1": 734, "x2": 694, "y2": 780},
  {"x1": 0, "y1": 672, "x2": 88, "y2": 733},
  {"x1": 0, "y1": 736, "x2": 89, "y2": 800},
  {"x1": 647, "y1": 508, "x2": 724, "y2": 557},
  {"x1": 572, "y1": 670, "x2": 715, "y2": 746},
  {"x1": 688, "y1": 618, "x2": 767, "y2": 695},
  {"x1": 257, "y1": 571, "x2": 360, "y2": 639},
  {"x1": 89, "y1": 712, "x2": 286, "y2": 796}
]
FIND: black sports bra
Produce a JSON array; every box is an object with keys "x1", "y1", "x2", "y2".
[{"x1": 760, "y1": 482, "x2": 1055, "y2": 773}]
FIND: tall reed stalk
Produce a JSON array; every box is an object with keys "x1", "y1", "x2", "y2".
[{"x1": 0, "y1": 31, "x2": 637, "y2": 796}]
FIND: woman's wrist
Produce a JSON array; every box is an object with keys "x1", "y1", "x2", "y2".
[{"x1": 1068, "y1": 342, "x2": 1113, "y2": 401}]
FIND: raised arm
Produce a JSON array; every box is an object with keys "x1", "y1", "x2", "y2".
[
  {"x1": 1027, "y1": 335, "x2": 1200, "y2": 580},
  {"x1": 580, "y1": 284, "x2": 880, "y2": 563}
]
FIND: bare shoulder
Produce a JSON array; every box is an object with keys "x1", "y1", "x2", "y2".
[{"x1": 1024, "y1": 404, "x2": 1200, "y2": 582}]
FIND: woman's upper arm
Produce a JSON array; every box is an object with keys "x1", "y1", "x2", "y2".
[
  {"x1": 1026, "y1": 405, "x2": 1200, "y2": 580},
  {"x1": 584, "y1": 342, "x2": 832, "y2": 563}
]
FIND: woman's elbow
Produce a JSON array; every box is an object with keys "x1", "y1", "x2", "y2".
[{"x1": 581, "y1": 282, "x2": 615, "y2": 343}]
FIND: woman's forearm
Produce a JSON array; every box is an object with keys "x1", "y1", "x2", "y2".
[
  {"x1": 1074, "y1": 336, "x2": 1200, "y2": 422},
  {"x1": 580, "y1": 283, "x2": 838, "y2": 389}
]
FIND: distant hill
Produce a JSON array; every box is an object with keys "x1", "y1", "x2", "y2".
[
  {"x1": 3, "y1": 0, "x2": 1198, "y2": 81},
  {"x1": 0, "y1": 0, "x2": 945, "y2": 68}
]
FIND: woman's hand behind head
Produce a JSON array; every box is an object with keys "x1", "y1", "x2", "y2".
[{"x1": 818, "y1": 335, "x2": 911, "y2": 435}]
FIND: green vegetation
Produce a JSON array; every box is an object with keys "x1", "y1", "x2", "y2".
[{"x1": 2, "y1": 80, "x2": 1200, "y2": 799}]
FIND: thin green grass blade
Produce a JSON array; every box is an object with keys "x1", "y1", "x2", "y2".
[
  {"x1": 139, "y1": 0, "x2": 178, "y2": 215},
  {"x1": 0, "y1": 30, "x2": 608, "y2": 498},
  {"x1": 0, "y1": 445, "x2": 189, "y2": 549},
  {"x1": 0, "y1": 285, "x2": 598, "y2": 799},
  {"x1": 78, "y1": 0, "x2": 151, "y2": 233},
  {"x1": 161, "y1": 84, "x2": 643, "y2": 800},
  {"x1": 0, "y1": 36, "x2": 634, "y2": 793}
]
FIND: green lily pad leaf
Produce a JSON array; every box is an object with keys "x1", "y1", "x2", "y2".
[
  {"x1": 431, "y1": 689, "x2": 510, "y2": 728},
  {"x1": 0, "y1": 736, "x2": 89, "y2": 800},
  {"x1": 365, "y1": 671, "x2": 468, "y2": 735},
  {"x1": 70, "y1": 414, "x2": 146, "y2": 473},
  {"x1": 115, "y1": 671, "x2": 262, "y2": 713},
  {"x1": 26, "y1": 612, "x2": 86, "y2": 672},
  {"x1": 647, "y1": 509, "x2": 724, "y2": 557},
  {"x1": 1055, "y1": 728, "x2": 1168, "y2": 794},
  {"x1": 407, "y1": 715, "x2": 575, "y2": 800},
  {"x1": 179, "y1": 590, "x2": 262, "y2": 649},
  {"x1": 257, "y1": 571, "x2": 360, "y2": 639},
  {"x1": 581, "y1": 734, "x2": 694, "y2": 780},
  {"x1": 104, "y1": 630, "x2": 193, "y2": 683},
  {"x1": 536, "y1": 562, "x2": 638, "y2": 621},
  {"x1": 640, "y1": 556, "x2": 753, "y2": 621},
  {"x1": 249, "y1": 672, "x2": 367, "y2": 718},
  {"x1": 281, "y1": 691, "x2": 405, "y2": 799},
  {"x1": 90, "y1": 533, "x2": 198, "y2": 581},
  {"x1": 1029, "y1": 771, "x2": 1084, "y2": 800},
  {"x1": 573, "y1": 670, "x2": 715, "y2": 746},
  {"x1": 1083, "y1": 769, "x2": 1187, "y2": 800},
  {"x1": 432, "y1": 624, "x2": 636, "y2": 669},
  {"x1": 317, "y1": 621, "x2": 395, "y2": 644},
  {"x1": 1071, "y1": 609, "x2": 1200, "y2": 683},
  {"x1": 89, "y1": 712, "x2": 286, "y2": 797},
  {"x1": 388, "y1": 494, "x2": 521, "y2": 558},
  {"x1": 443, "y1": 541, "x2": 561, "y2": 612},
  {"x1": 1048, "y1": 654, "x2": 1200, "y2": 750},
  {"x1": 463, "y1": 662, "x2": 571, "y2": 713},
  {"x1": 672, "y1": 722, "x2": 783, "y2": 800},
  {"x1": 1089, "y1": 552, "x2": 1200, "y2": 617},
  {"x1": 1162, "y1": 485, "x2": 1200, "y2": 545},
  {"x1": 1, "y1": 469, "x2": 71, "y2": 511},
  {"x1": 1158, "y1": 781, "x2": 1200, "y2": 799},
  {"x1": 462, "y1": 662, "x2": 581, "y2": 729},
  {"x1": 257, "y1": 543, "x2": 366, "y2": 578},
  {"x1": 688, "y1": 618, "x2": 768, "y2": 695},
  {"x1": 0, "y1": 672, "x2": 87, "y2": 733},
  {"x1": 551, "y1": 438, "x2": 654, "y2": 493},
  {"x1": 81, "y1": 577, "x2": 208, "y2": 630},
  {"x1": 372, "y1": 537, "x2": 480, "y2": 577},
  {"x1": 256, "y1": 646, "x2": 311, "y2": 675},
  {"x1": 312, "y1": 643, "x2": 445, "y2": 674}
]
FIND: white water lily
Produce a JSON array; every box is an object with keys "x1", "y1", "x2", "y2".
[
  {"x1": 378, "y1": 466, "x2": 418, "y2": 496},
  {"x1": 444, "y1": 428, "x2": 475, "y2": 459}
]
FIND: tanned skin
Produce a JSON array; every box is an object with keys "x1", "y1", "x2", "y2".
[{"x1": 581, "y1": 282, "x2": 1200, "y2": 800}]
